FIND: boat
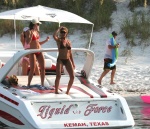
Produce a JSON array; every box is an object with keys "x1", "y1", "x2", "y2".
[
  {"x1": 0, "y1": 48, "x2": 135, "y2": 129},
  {"x1": 0, "y1": 5, "x2": 134, "y2": 129}
]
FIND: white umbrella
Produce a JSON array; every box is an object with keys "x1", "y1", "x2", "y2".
[
  {"x1": 0, "y1": 5, "x2": 94, "y2": 48},
  {"x1": 0, "y1": 5, "x2": 93, "y2": 24}
]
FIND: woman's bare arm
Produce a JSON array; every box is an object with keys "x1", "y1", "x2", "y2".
[
  {"x1": 39, "y1": 36, "x2": 50, "y2": 45},
  {"x1": 53, "y1": 27, "x2": 62, "y2": 41},
  {"x1": 26, "y1": 30, "x2": 33, "y2": 44},
  {"x1": 69, "y1": 41, "x2": 75, "y2": 68},
  {"x1": 20, "y1": 32, "x2": 25, "y2": 46},
  {"x1": 70, "y1": 51, "x2": 75, "y2": 69}
]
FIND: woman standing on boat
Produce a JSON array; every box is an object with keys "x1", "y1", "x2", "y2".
[
  {"x1": 26, "y1": 19, "x2": 50, "y2": 87},
  {"x1": 53, "y1": 26, "x2": 75, "y2": 94},
  {"x1": 20, "y1": 27, "x2": 40, "y2": 75}
]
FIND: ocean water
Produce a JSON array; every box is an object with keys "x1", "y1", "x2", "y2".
[
  {"x1": 1, "y1": 102, "x2": 150, "y2": 129},
  {"x1": 129, "y1": 106, "x2": 150, "y2": 129},
  {"x1": 122, "y1": 96, "x2": 150, "y2": 129}
]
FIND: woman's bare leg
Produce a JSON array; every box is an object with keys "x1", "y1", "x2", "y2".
[
  {"x1": 27, "y1": 54, "x2": 36, "y2": 86},
  {"x1": 55, "y1": 60, "x2": 63, "y2": 94},
  {"x1": 65, "y1": 60, "x2": 74, "y2": 95},
  {"x1": 22, "y1": 60, "x2": 29, "y2": 75},
  {"x1": 36, "y1": 53, "x2": 45, "y2": 86},
  {"x1": 35, "y1": 62, "x2": 40, "y2": 75}
]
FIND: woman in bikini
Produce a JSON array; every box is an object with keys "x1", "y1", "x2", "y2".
[
  {"x1": 53, "y1": 26, "x2": 75, "y2": 94},
  {"x1": 26, "y1": 19, "x2": 50, "y2": 87},
  {"x1": 20, "y1": 27, "x2": 40, "y2": 75}
]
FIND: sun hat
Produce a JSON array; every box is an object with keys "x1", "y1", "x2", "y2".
[
  {"x1": 23, "y1": 27, "x2": 29, "y2": 32},
  {"x1": 31, "y1": 18, "x2": 42, "y2": 24}
]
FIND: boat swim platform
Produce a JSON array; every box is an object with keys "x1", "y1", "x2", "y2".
[{"x1": 7, "y1": 75, "x2": 111, "y2": 100}]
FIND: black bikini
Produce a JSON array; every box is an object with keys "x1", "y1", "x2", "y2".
[
  {"x1": 57, "y1": 40, "x2": 71, "y2": 65},
  {"x1": 60, "y1": 41, "x2": 71, "y2": 50}
]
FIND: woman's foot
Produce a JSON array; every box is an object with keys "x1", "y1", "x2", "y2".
[
  {"x1": 55, "y1": 90, "x2": 59, "y2": 94},
  {"x1": 110, "y1": 82, "x2": 116, "y2": 85},
  {"x1": 66, "y1": 92, "x2": 70, "y2": 95}
]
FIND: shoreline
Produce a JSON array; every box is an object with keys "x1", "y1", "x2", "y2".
[
  {"x1": 118, "y1": 91, "x2": 150, "y2": 97},
  {"x1": 117, "y1": 91, "x2": 150, "y2": 106}
]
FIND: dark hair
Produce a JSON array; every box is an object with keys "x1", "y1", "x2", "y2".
[
  {"x1": 112, "y1": 31, "x2": 117, "y2": 37},
  {"x1": 23, "y1": 32, "x2": 26, "y2": 38},
  {"x1": 29, "y1": 22, "x2": 34, "y2": 30}
]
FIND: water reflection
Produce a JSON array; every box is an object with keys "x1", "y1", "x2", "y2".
[{"x1": 122, "y1": 106, "x2": 150, "y2": 129}]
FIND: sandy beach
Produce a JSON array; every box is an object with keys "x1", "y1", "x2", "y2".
[{"x1": 89, "y1": 1, "x2": 150, "y2": 98}]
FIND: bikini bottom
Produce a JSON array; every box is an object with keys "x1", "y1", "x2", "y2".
[
  {"x1": 34, "y1": 52, "x2": 41, "y2": 56},
  {"x1": 20, "y1": 57, "x2": 30, "y2": 66},
  {"x1": 57, "y1": 58, "x2": 69, "y2": 66}
]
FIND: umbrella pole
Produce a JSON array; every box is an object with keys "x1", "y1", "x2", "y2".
[
  {"x1": 88, "y1": 24, "x2": 94, "y2": 49},
  {"x1": 14, "y1": 15, "x2": 16, "y2": 49}
]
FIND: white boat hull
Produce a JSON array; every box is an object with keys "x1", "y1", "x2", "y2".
[
  {"x1": 0, "y1": 49, "x2": 134, "y2": 129},
  {"x1": 0, "y1": 95, "x2": 134, "y2": 129}
]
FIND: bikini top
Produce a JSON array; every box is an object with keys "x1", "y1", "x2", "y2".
[
  {"x1": 32, "y1": 34, "x2": 40, "y2": 41},
  {"x1": 59, "y1": 39, "x2": 71, "y2": 50}
]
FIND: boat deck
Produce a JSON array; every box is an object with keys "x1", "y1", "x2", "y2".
[{"x1": 6, "y1": 75, "x2": 109, "y2": 100}]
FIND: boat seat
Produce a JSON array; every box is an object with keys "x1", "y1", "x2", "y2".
[
  {"x1": 45, "y1": 59, "x2": 52, "y2": 69},
  {"x1": 46, "y1": 75, "x2": 81, "y2": 86},
  {"x1": 17, "y1": 75, "x2": 82, "y2": 87},
  {"x1": 18, "y1": 58, "x2": 57, "y2": 75},
  {"x1": 17, "y1": 76, "x2": 50, "y2": 87},
  {"x1": 10, "y1": 75, "x2": 71, "y2": 100}
]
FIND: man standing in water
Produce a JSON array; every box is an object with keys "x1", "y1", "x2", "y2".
[{"x1": 98, "y1": 31, "x2": 120, "y2": 85}]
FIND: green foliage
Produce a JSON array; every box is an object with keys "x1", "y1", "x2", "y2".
[
  {"x1": 0, "y1": 20, "x2": 25, "y2": 37},
  {"x1": 35, "y1": 0, "x2": 116, "y2": 30},
  {"x1": 121, "y1": 12, "x2": 150, "y2": 46},
  {"x1": 128, "y1": 0, "x2": 150, "y2": 11},
  {"x1": 121, "y1": 48, "x2": 132, "y2": 57},
  {"x1": 0, "y1": 20, "x2": 14, "y2": 36},
  {"x1": 40, "y1": 22, "x2": 58, "y2": 34},
  {"x1": 87, "y1": 0, "x2": 116, "y2": 30}
]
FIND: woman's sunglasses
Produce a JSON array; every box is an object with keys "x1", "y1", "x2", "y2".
[{"x1": 60, "y1": 31, "x2": 66, "y2": 34}]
